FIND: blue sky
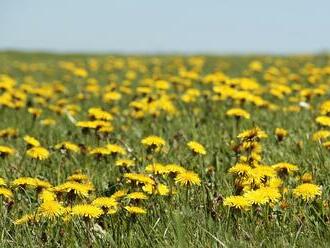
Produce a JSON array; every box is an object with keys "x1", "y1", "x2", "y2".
[{"x1": 1, "y1": 0, "x2": 329, "y2": 54}]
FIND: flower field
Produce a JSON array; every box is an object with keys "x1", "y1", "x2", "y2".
[{"x1": 0, "y1": 52, "x2": 329, "y2": 247}]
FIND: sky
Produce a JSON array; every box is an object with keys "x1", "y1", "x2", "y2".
[{"x1": 1, "y1": 0, "x2": 330, "y2": 54}]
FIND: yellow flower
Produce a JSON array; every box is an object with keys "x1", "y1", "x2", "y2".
[
  {"x1": 124, "y1": 206, "x2": 147, "y2": 214},
  {"x1": 12, "y1": 177, "x2": 52, "y2": 189},
  {"x1": 55, "y1": 141, "x2": 80, "y2": 153},
  {"x1": 53, "y1": 181, "x2": 94, "y2": 197},
  {"x1": 67, "y1": 173, "x2": 90, "y2": 183},
  {"x1": 175, "y1": 171, "x2": 201, "y2": 186},
  {"x1": 110, "y1": 190, "x2": 128, "y2": 199},
  {"x1": 275, "y1": 128, "x2": 288, "y2": 141},
  {"x1": 0, "y1": 128, "x2": 18, "y2": 138},
  {"x1": 145, "y1": 163, "x2": 168, "y2": 174},
  {"x1": 0, "y1": 187, "x2": 13, "y2": 199},
  {"x1": 38, "y1": 189, "x2": 57, "y2": 202},
  {"x1": 226, "y1": 108, "x2": 250, "y2": 119},
  {"x1": 88, "y1": 107, "x2": 113, "y2": 121},
  {"x1": 312, "y1": 130, "x2": 330, "y2": 141},
  {"x1": 165, "y1": 164, "x2": 186, "y2": 174},
  {"x1": 223, "y1": 195, "x2": 251, "y2": 210},
  {"x1": 28, "y1": 107, "x2": 42, "y2": 118},
  {"x1": 141, "y1": 135, "x2": 166, "y2": 151},
  {"x1": 71, "y1": 204, "x2": 103, "y2": 218},
  {"x1": 14, "y1": 213, "x2": 40, "y2": 225},
  {"x1": 142, "y1": 183, "x2": 170, "y2": 196},
  {"x1": 0, "y1": 177, "x2": 6, "y2": 186},
  {"x1": 92, "y1": 197, "x2": 118, "y2": 208},
  {"x1": 228, "y1": 163, "x2": 252, "y2": 176},
  {"x1": 293, "y1": 183, "x2": 321, "y2": 200},
  {"x1": 40, "y1": 118, "x2": 56, "y2": 126},
  {"x1": 0, "y1": 146, "x2": 16, "y2": 157},
  {"x1": 244, "y1": 187, "x2": 281, "y2": 205},
  {"x1": 124, "y1": 173, "x2": 155, "y2": 185},
  {"x1": 187, "y1": 141, "x2": 206, "y2": 155},
  {"x1": 126, "y1": 192, "x2": 148, "y2": 200},
  {"x1": 106, "y1": 144, "x2": 126, "y2": 155},
  {"x1": 315, "y1": 116, "x2": 330, "y2": 127},
  {"x1": 271, "y1": 163, "x2": 298, "y2": 175},
  {"x1": 23, "y1": 135, "x2": 41, "y2": 147},
  {"x1": 26, "y1": 146, "x2": 50, "y2": 160},
  {"x1": 115, "y1": 159, "x2": 135, "y2": 168},
  {"x1": 38, "y1": 200, "x2": 65, "y2": 219},
  {"x1": 301, "y1": 173, "x2": 313, "y2": 183},
  {"x1": 237, "y1": 127, "x2": 268, "y2": 141}
]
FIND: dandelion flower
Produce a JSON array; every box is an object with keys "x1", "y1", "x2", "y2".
[
  {"x1": 175, "y1": 171, "x2": 201, "y2": 186},
  {"x1": 293, "y1": 183, "x2": 321, "y2": 201},
  {"x1": 187, "y1": 141, "x2": 206, "y2": 155},
  {"x1": 226, "y1": 108, "x2": 250, "y2": 119},
  {"x1": 23, "y1": 135, "x2": 41, "y2": 147},
  {"x1": 26, "y1": 146, "x2": 50, "y2": 160},
  {"x1": 71, "y1": 204, "x2": 103, "y2": 218},
  {"x1": 124, "y1": 206, "x2": 147, "y2": 214},
  {"x1": 0, "y1": 187, "x2": 13, "y2": 199},
  {"x1": 141, "y1": 135, "x2": 166, "y2": 151},
  {"x1": 0, "y1": 146, "x2": 16, "y2": 157},
  {"x1": 223, "y1": 195, "x2": 251, "y2": 210},
  {"x1": 38, "y1": 200, "x2": 65, "y2": 219}
]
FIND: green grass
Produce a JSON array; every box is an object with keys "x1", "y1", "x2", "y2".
[{"x1": 0, "y1": 52, "x2": 329, "y2": 247}]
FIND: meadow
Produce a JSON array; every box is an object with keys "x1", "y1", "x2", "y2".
[{"x1": 0, "y1": 51, "x2": 329, "y2": 247}]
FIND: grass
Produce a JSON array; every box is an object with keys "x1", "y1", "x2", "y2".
[{"x1": 0, "y1": 52, "x2": 329, "y2": 247}]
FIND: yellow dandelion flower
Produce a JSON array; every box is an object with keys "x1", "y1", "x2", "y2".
[
  {"x1": 312, "y1": 130, "x2": 330, "y2": 141},
  {"x1": 0, "y1": 146, "x2": 16, "y2": 157},
  {"x1": 272, "y1": 162, "x2": 298, "y2": 175},
  {"x1": 141, "y1": 135, "x2": 166, "y2": 151},
  {"x1": 26, "y1": 146, "x2": 50, "y2": 160},
  {"x1": 88, "y1": 107, "x2": 113, "y2": 121},
  {"x1": 53, "y1": 181, "x2": 94, "y2": 197},
  {"x1": 0, "y1": 187, "x2": 13, "y2": 199},
  {"x1": 165, "y1": 164, "x2": 186, "y2": 174},
  {"x1": 226, "y1": 108, "x2": 250, "y2": 119},
  {"x1": 14, "y1": 213, "x2": 40, "y2": 225},
  {"x1": 126, "y1": 192, "x2": 148, "y2": 200},
  {"x1": 0, "y1": 128, "x2": 18, "y2": 138},
  {"x1": 142, "y1": 183, "x2": 170, "y2": 196},
  {"x1": 187, "y1": 141, "x2": 206, "y2": 155},
  {"x1": 124, "y1": 173, "x2": 155, "y2": 185},
  {"x1": 38, "y1": 200, "x2": 65, "y2": 219},
  {"x1": 12, "y1": 177, "x2": 52, "y2": 189},
  {"x1": 106, "y1": 144, "x2": 126, "y2": 155},
  {"x1": 301, "y1": 173, "x2": 313, "y2": 183},
  {"x1": 38, "y1": 189, "x2": 57, "y2": 202},
  {"x1": 71, "y1": 204, "x2": 103, "y2": 218},
  {"x1": 40, "y1": 118, "x2": 56, "y2": 126},
  {"x1": 275, "y1": 128, "x2": 288, "y2": 141},
  {"x1": 23, "y1": 135, "x2": 41, "y2": 147},
  {"x1": 124, "y1": 206, "x2": 147, "y2": 214},
  {"x1": 145, "y1": 163, "x2": 168, "y2": 174},
  {"x1": 315, "y1": 116, "x2": 330, "y2": 127},
  {"x1": 237, "y1": 127, "x2": 268, "y2": 141},
  {"x1": 54, "y1": 141, "x2": 80, "y2": 153},
  {"x1": 110, "y1": 189, "x2": 128, "y2": 199},
  {"x1": 223, "y1": 195, "x2": 251, "y2": 210},
  {"x1": 67, "y1": 173, "x2": 90, "y2": 182},
  {"x1": 293, "y1": 183, "x2": 321, "y2": 201},
  {"x1": 115, "y1": 159, "x2": 135, "y2": 168},
  {"x1": 92, "y1": 197, "x2": 118, "y2": 208},
  {"x1": 0, "y1": 177, "x2": 6, "y2": 186},
  {"x1": 175, "y1": 171, "x2": 201, "y2": 186},
  {"x1": 228, "y1": 163, "x2": 252, "y2": 176}
]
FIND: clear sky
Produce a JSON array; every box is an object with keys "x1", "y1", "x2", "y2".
[{"x1": 1, "y1": 0, "x2": 329, "y2": 54}]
